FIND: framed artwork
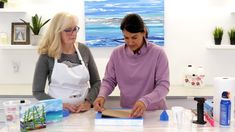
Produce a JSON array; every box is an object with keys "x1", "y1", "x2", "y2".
[
  {"x1": 11, "y1": 22, "x2": 30, "y2": 45},
  {"x1": 85, "y1": 0, "x2": 164, "y2": 47}
]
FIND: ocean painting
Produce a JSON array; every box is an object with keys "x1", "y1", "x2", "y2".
[{"x1": 85, "y1": 0, "x2": 164, "y2": 47}]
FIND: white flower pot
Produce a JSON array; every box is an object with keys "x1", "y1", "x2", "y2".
[{"x1": 31, "y1": 34, "x2": 41, "y2": 46}]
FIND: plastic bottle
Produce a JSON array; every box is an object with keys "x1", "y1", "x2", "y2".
[
  {"x1": 195, "y1": 66, "x2": 205, "y2": 88},
  {"x1": 184, "y1": 65, "x2": 194, "y2": 87},
  {"x1": 219, "y1": 91, "x2": 231, "y2": 126}
]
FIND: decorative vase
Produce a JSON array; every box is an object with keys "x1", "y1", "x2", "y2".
[
  {"x1": 214, "y1": 38, "x2": 222, "y2": 45},
  {"x1": 0, "y1": 2, "x2": 4, "y2": 8},
  {"x1": 31, "y1": 34, "x2": 41, "y2": 46},
  {"x1": 230, "y1": 38, "x2": 235, "y2": 45}
]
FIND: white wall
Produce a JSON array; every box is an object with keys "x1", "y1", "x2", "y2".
[{"x1": 0, "y1": 0, "x2": 235, "y2": 85}]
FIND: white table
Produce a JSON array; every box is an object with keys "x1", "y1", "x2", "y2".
[{"x1": 1, "y1": 109, "x2": 234, "y2": 131}]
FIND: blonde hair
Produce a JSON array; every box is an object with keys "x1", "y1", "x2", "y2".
[{"x1": 38, "y1": 12, "x2": 78, "y2": 58}]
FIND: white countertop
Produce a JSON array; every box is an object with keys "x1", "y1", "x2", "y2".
[
  {"x1": 1, "y1": 109, "x2": 234, "y2": 131},
  {"x1": 0, "y1": 84, "x2": 214, "y2": 97}
]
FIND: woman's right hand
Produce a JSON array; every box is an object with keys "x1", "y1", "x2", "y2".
[
  {"x1": 93, "y1": 96, "x2": 105, "y2": 112},
  {"x1": 63, "y1": 103, "x2": 77, "y2": 113}
]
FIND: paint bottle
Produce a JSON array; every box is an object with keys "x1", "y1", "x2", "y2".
[
  {"x1": 195, "y1": 66, "x2": 205, "y2": 88},
  {"x1": 184, "y1": 65, "x2": 194, "y2": 87},
  {"x1": 219, "y1": 91, "x2": 231, "y2": 126}
]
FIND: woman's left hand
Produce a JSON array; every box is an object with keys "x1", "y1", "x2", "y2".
[
  {"x1": 75, "y1": 100, "x2": 91, "y2": 113},
  {"x1": 130, "y1": 101, "x2": 146, "y2": 118}
]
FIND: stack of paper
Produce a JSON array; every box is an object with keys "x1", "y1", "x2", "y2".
[{"x1": 95, "y1": 109, "x2": 143, "y2": 126}]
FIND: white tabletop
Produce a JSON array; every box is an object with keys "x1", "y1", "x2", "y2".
[{"x1": 1, "y1": 109, "x2": 234, "y2": 131}]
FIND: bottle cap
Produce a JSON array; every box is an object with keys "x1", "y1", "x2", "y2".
[
  {"x1": 222, "y1": 91, "x2": 230, "y2": 98},
  {"x1": 20, "y1": 100, "x2": 25, "y2": 103}
]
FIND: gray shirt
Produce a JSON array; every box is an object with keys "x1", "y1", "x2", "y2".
[{"x1": 32, "y1": 43, "x2": 101, "y2": 104}]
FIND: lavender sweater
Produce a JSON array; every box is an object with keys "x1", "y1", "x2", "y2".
[{"x1": 99, "y1": 42, "x2": 170, "y2": 110}]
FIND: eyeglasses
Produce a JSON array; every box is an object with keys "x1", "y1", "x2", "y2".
[{"x1": 63, "y1": 26, "x2": 80, "y2": 34}]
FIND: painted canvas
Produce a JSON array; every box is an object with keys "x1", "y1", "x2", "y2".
[{"x1": 85, "y1": 0, "x2": 164, "y2": 47}]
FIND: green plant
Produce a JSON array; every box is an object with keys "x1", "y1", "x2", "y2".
[
  {"x1": 20, "y1": 14, "x2": 50, "y2": 35},
  {"x1": 228, "y1": 28, "x2": 235, "y2": 39},
  {"x1": 213, "y1": 27, "x2": 223, "y2": 39},
  {"x1": 0, "y1": 0, "x2": 8, "y2": 3}
]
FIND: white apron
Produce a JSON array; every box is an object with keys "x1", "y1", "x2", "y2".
[{"x1": 48, "y1": 43, "x2": 90, "y2": 105}]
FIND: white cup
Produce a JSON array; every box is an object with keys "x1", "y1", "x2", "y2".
[
  {"x1": 172, "y1": 106, "x2": 185, "y2": 129},
  {"x1": 0, "y1": 32, "x2": 8, "y2": 44},
  {"x1": 3, "y1": 100, "x2": 30, "y2": 132}
]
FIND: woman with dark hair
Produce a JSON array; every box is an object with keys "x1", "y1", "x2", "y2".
[{"x1": 94, "y1": 13, "x2": 169, "y2": 118}]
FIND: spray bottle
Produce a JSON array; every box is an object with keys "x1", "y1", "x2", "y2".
[{"x1": 220, "y1": 91, "x2": 231, "y2": 126}]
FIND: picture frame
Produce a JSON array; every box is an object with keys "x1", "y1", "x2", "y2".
[{"x1": 11, "y1": 22, "x2": 30, "y2": 45}]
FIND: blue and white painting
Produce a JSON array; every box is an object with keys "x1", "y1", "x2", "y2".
[{"x1": 85, "y1": 0, "x2": 164, "y2": 47}]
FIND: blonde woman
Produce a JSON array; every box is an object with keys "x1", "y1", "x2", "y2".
[{"x1": 33, "y1": 12, "x2": 100, "y2": 113}]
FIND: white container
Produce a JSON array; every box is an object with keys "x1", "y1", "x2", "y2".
[
  {"x1": 172, "y1": 106, "x2": 185, "y2": 129},
  {"x1": 195, "y1": 66, "x2": 205, "y2": 88},
  {"x1": 184, "y1": 65, "x2": 206, "y2": 88},
  {"x1": 3, "y1": 100, "x2": 30, "y2": 132},
  {"x1": 184, "y1": 65, "x2": 194, "y2": 87},
  {"x1": 0, "y1": 32, "x2": 8, "y2": 44}
]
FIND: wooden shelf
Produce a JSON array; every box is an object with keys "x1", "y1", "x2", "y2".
[
  {"x1": 0, "y1": 45, "x2": 37, "y2": 50},
  {"x1": 207, "y1": 44, "x2": 235, "y2": 50}
]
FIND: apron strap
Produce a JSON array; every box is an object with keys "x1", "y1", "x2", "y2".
[{"x1": 74, "y1": 43, "x2": 86, "y2": 67}]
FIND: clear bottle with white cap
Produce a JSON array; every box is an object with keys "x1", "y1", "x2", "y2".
[
  {"x1": 196, "y1": 66, "x2": 205, "y2": 88},
  {"x1": 184, "y1": 64, "x2": 194, "y2": 87}
]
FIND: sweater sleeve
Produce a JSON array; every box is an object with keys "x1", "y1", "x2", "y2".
[
  {"x1": 139, "y1": 49, "x2": 170, "y2": 109},
  {"x1": 32, "y1": 54, "x2": 54, "y2": 100}
]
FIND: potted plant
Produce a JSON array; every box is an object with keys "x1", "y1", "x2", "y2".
[
  {"x1": 213, "y1": 27, "x2": 223, "y2": 45},
  {"x1": 0, "y1": 0, "x2": 7, "y2": 8},
  {"x1": 20, "y1": 14, "x2": 50, "y2": 45},
  {"x1": 228, "y1": 28, "x2": 235, "y2": 45}
]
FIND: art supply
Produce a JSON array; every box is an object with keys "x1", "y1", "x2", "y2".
[
  {"x1": 160, "y1": 110, "x2": 169, "y2": 121},
  {"x1": 184, "y1": 64, "x2": 194, "y2": 87},
  {"x1": 3, "y1": 100, "x2": 30, "y2": 132},
  {"x1": 63, "y1": 109, "x2": 70, "y2": 117},
  {"x1": 220, "y1": 91, "x2": 231, "y2": 126},
  {"x1": 184, "y1": 65, "x2": 205, "y2": 88},
  {"x1": 95, "y1": 109, "x2": 143, "y2": 126},
  {"x1": 20, "y1": 101, "x2": 46, "y2": 131},
  {"x1": 172, "y1": 106, "x2": 184, "y2": 129},
  {"x1": 193, "y1": 97, "x2": 206, "y2": 124},
  {"x1": 205, "y1": 113, "x2": 215, "y2": 127},
  {"x1": 196, "y1": 66, "x2": 205, "y2": 87},
  {"x1": 0, "y1": 32, "x2": 8, "y2": 44},
  {"x1": 39, "y1": 99, "x2": 63, "y2": 123},
  {"x1": 213, "y1": 77, "x2": 235, "y2": 122}
]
